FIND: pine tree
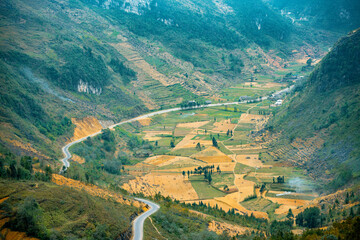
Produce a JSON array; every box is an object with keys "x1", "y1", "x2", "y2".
[
  {"x1": 286, "y1": 208, "x2": 294, "y2": 222},
  {"x1": 212, "y1": 137, "x2": 218, "y2": 148}
]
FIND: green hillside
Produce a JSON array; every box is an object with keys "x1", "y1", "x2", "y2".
[
  {"x1": 0, "y1": 0, "x2": 336, "y2": 159},
  {"x1": 267, "y1": 0, "x2": 360, "y2": 32},
  {"x1": 267, "y1": 29, "x2": 360, "y2": 189}
]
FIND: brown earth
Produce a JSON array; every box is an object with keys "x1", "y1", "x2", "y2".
[
  {"x1": 137, "y1": 117, "x2": 152, "y2": 126},
  {"x1": 71, "y1": 154, "x2": 85, "y2": 164},
  {"x1": 71, "y1": 117, "x2": 103, "y2": 141},
  {"x1": 208, "y1": 220, "x2": 254, "y2": 237}
]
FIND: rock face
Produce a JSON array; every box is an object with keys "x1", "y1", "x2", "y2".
[
  {"x1": 77, "y1": 79, "x2": 102, "y2": 95},
  {"x1": 121, "y1": 0, "x2": 151, "y2": 15}
]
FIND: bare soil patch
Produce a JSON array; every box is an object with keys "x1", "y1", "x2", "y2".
[
  {"x1": 176, "y1": 121, "x2": 209, "y2": 128},
  {"x1": 71, "y1": 154, "x2": 85, "y2": 164},
  {"x1": 137, "y1": 117, "x2": 152, "y2": 126},
  {"x1": 239, "y1": 114, "x2": 264, "y2": 124},
  {"x1": 213, "y1": 119, "x2": 237, "y2": 133},
  {"x1": 208, "y1": 220, "x2": 254, "y2": 237},
  {"x1": 143, "y1": 130, "x2": 172, "y2": 141},
  {"x1": 72, "y1": 116, "x2": 103, "y2": 141}
]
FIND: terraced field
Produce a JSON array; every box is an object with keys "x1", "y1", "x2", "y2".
[{"x1": 119, "y1": 78, "x2": 319, "y2": 220}]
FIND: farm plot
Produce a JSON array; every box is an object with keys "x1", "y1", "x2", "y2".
[
  {"x1": 122, "y1": 173, "x2": 199, "y2": 201},
  {"x1": 212, "y1": 119, "x2": 237, "y2": 133},
  {"x1": 191, "y1": 146, "x2": 233, "y2": 163}
]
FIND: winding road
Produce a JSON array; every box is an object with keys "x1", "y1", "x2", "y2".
[
  {"x1": 133, "y1": 198, "x2": 160, "y2": 240},
  {"x1": 59, "y1": 87, "x2": 291, "y2": 239}
]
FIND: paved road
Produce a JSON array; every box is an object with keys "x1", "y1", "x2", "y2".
[
  {"x1": 60, "y1": 100, "x2": 252, "y2": 171},
  {"x1": 132, "y1": 198, "x2": 160, "y2": 240},
  {"x1": 59, "y1": 86, "x2": 291, "y2": 239}
]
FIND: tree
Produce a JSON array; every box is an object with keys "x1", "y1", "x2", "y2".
[
  {"x1": 14, "y1": 197, "x2": 47, "y2": 238},
  {"x1": 45, "y1": 166, "x2": 52, "y2": 181},
  {"x1": 170, "y1": 140, "x2": 175, "y2": 148},
  {"x1": 196, "y1": 142, "x2": 201, "y2": 151},
  {"x1": 296, "y1": 212, "x2": 304, "y2": 226},
  {"x1": 286, "y1": 208, "x2": 294, "y2": 222},
  {"x1": 306, "y1": 58, "x2": 312, "y2": 66},
  {"x1": 182, "y1": 171, "x2": 185, "y2": 178},
  {"x1": 187, "y1": 170, "x2": 190, "y2": 178},
  {"x1": 9, "y1": 161, "x2": 17, "y2": 179},
  {"x1": 155, "y1": 141, "x2": 158, "y2": 147},
  {"x1": 0, "y1": 161, "x2": 6, "y2": 177},
  {"x1": 212, "y1": 137, "x2": 218, "y2": 148},
  {"x1": 208, "y1": 173, "x2": 212, "y2": 184},
  {"x1": 345, "y1": 192, "x2": 349, "y2": 204},
  {"x1": 302, "y1": 207, "x2": 321, "y2": 228},
  {"x1": 226, "y1": 129, "x2": 230, "y2": 136},
  {"x1": 92, "y1": 224, "x2": 111, "y2": 240},
  {"x1": 20, "y1": 156, "x2": 33, "y2": 173}
]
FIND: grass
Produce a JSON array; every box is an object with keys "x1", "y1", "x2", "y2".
[
  {"x1": 0, "y1": 179, "x2": 139, "y2": 239},
  {"x1": 241, "y1": 197, "x2": 277, "y2": 213},
  {"x1": 190, "y1": 180, "x2": 226, "y2": 199},
  {"x1": 210, "y1": 173, "x2": 234, "y2": 190},
  {"x1": 265, "y1": 192, "x2": 316, "y2": 200},
  {"x1": 170, "y1": 148, "x2": 199, "y2": 156},
  {"x1": 234, "y1": 163, "x2": 255, "y2": 174}
]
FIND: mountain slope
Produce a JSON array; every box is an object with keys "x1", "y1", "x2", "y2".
[
  {"x1": 268, "y1": 29, "x2": 360, "y2": 189},
  {"x1": 0, "y1": 0, "x2": 335, "y2": 160},
  {"x1": 266, "y1": 0, "x2": 360, "y2": 32}
]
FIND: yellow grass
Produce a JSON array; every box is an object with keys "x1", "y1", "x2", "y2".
[
  {"x1": 173, "y1": 133, "x2": 212, "y2": 149},
  {"x1": 208, "y1": 220, "x2": 254, "y2": 237},
  {"x1": 176, "y1": 121, "x2": 209, "y2": 128},
  {"x1": 239, "y1": 114, "x2": 264, "y2": 124},
  {"x1": 143, "y1": 130, "x2": 172, "y2": 141},
  {"x1": 122, "y1": 173, "x2": 199, "y2": 201},
  {"x1": 71, "y1": 154, "x2": 85, "y2": 164},
  {"x1": 190, "y1": 146, "x2": 233, "y2": 163},
  {"x1": 212, "y1": 119, "x2": 237, "y2": 133},
  {"x1": 236, "y1": 154, "x2": 271, "y2": 168},
  {"x1": 52, "y1": 174, "x2": 142, "y2": 208},
  {"x1": 137, "y1": 117, "x2": 152, "y2": 126}
]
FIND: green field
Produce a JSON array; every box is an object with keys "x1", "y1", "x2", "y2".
[{"x1": 190, "y1": 180, "x2": 227, "y2": 199}]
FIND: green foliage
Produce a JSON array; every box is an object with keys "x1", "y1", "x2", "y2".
[
  {"x1": 10, "y1": 197, "x2": 48, "y2": 239},
  {"x1": 268, "y1": 30, "x2": 360, "y2": 189},
  {"x1": 109, "y1": 58, "x2": 136, "y2": 85},
  {"x1": 296, "y1": 207, "x2": 321, "y2": 228},
  {"x1": 0, "y1": 179, "x2": 138, "y2": 240},
  {"x1": 54, "y1": 45, "x2": 109, "y2": 91}
]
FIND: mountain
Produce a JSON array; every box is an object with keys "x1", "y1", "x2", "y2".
[
  {"x1": 265, "y1": 0, "x2": 360, "y2": 32},
  {"x1": 0, "y1": 0, "x2": 335, "y2": 159},
  {"x1": 267, "y1": 29, "x2": 360, "y2": 190}
]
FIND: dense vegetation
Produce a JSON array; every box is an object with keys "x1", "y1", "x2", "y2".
[
  {"x1": 267, "y1": 0, "x2": 360, "y2": 32},
  {"x1": 268, "y1": 29, "x2": 360, "y2": 188},
  {"x1": 0, "y1": 180, "x2": 139, "y2": 239}
]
